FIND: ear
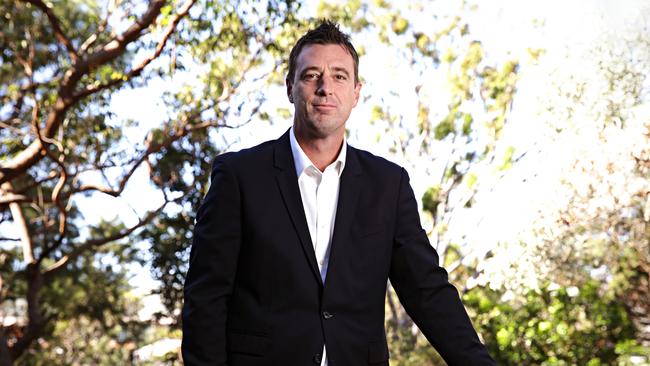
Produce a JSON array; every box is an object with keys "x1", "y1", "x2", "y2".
[
  {"x1": 352, "y1": 81, "x2": 362, "y2": 107},
  {"x1": 286, "y1": 78, "x2": 294, "y2": 103}
]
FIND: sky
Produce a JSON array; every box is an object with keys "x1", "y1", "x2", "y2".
[{"x1": 2, "y1": 0, "x2": 649, "y2": 319}]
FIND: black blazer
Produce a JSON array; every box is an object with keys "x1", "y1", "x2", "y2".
[{"x1": 182, "y1": 130, "x2": 495, "y2": 365}]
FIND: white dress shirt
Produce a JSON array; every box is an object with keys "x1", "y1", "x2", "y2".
[{"x1": 289, "y1": 127, "x2": 345, "y2": 366}]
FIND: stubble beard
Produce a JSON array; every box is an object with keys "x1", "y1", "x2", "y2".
[
  {"x1": 293, "y1": 102, "x2": 345, "y2": 140},
  {"x1": 301, "y1": 114, "x2": 346, "y2": 140}
]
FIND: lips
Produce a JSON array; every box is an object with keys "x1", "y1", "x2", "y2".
[{"x1": 313, "y1": 103, "x2": 336, "y2": 109}]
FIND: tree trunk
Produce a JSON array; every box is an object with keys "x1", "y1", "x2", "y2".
[
  {"x1": 622, "y1": 267, "x2": 650, "y2": 348},
  {"x1": 9, "y1": 264, "x2": 45, "y2": 363},
  {"x1": 0, "y1": 329, "x2": 12, "y2": 366}
]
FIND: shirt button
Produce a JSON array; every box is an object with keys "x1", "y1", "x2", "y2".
[
  {"x1": 313, "y1": 353, "x2": 322, "y2": 364},
  {"x1": 322, "y1": 311, "x2": 334, "y2": 320}
]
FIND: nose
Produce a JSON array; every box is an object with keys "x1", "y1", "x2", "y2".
[{"x1": 316, "y1": 75, "x2": 333, "y2": 96}]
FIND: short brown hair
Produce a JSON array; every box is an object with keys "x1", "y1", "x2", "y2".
[{"x1": 287, "y1": 20, "x2": 360, "y2": 84}]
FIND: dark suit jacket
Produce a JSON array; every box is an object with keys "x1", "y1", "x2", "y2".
[{"x1": 182, "y1": 130, "x2": 495, "y2": 365}]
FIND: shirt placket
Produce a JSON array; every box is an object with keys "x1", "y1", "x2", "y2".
[{"x1": 315, "y1": 171, "x2": 330, "y2": 280}]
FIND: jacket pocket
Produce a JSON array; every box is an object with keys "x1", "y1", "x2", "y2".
[
  {"x1": 368, "y1": 339, "x2": 389, "y2": 364},
  {"x1": 227, "y1": 331, "x2": 271, "y2": 356}
]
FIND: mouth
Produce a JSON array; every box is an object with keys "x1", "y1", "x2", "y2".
[{"x1": 313, "y1": 104, "x2": 336, "y2": 110}]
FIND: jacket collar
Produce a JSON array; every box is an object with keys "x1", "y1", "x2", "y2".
[{"x1": 274, "y1": 128, "x2": 361, "y2": 177}]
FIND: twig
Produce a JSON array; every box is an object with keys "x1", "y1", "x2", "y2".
[
  {"x1": 79, "y1": 0, "x2": 117, "y2": 53},
  {"x1": 31, "y1": 103, "x2": 69, "y2": 264},
  {"x1": 12, "y1": 171, "x2": 58, "y2": 195},
  {"x1": 42, "y1": 196, "x2": 176, "y2": 279},
  {"x1": 73, "y1": 0, "x2": 197, "y2": 100},
  {"x1": 22, "y1": 0, "x2": 78, "y2": 62}
]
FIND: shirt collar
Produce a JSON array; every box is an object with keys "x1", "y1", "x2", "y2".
[{"x1": 289, "y1": 127, "x2": 346, "y2": 177}]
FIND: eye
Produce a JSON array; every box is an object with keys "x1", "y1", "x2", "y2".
[
  {"x1": 335, "y1": 74, "x2": 347, "y2": 80},
  {"x1": 303, "y1": 73, "x2": 320, "y2": 80}
]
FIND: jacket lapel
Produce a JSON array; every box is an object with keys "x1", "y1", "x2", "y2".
[
  {"x1": 326, "y1": 145, "x2": 362, "y2": 283},
  {"x1": 273, "y1": 130, "x2": 323, "y2": 287}
]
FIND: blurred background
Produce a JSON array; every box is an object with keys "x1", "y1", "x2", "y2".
[{"x1": 1, "y1": 0, "x2": 649, "y2": 364}]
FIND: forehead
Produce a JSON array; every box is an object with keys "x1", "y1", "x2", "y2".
[{"x1": 295, "y1": 43, "x2": 355, "y2": 71}]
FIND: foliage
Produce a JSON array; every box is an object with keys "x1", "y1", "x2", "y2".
[
  {"x1": 20, "y1": 312, "x2": 145, "y2": 366},
  {"x1": 465, "y1": 280, "x2": 646, "y2": 365}
]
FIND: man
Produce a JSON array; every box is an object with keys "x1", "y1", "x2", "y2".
[{"x1": 182, "y1": 20, "x2": 495, "y2": 365}]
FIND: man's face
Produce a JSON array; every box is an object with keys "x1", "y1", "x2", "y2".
[{"x1": 287, "y1": 43, "x2": 362, "y2": 140}]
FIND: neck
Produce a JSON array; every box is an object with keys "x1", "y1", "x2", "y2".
[{"x1": 293, "y1": 126, "x2": 344, "y2": 172}]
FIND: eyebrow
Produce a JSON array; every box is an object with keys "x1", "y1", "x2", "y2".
[{"x1": 331, "y1": 67, "x2": 351, "y2": 77}]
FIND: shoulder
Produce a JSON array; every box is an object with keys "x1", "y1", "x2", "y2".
[
  {"x1": 212, "y1": 137, "x2": 278, "y2": 171},
  {"x1": 349, "y1": 145, "x2": 404, "y2": 178}
]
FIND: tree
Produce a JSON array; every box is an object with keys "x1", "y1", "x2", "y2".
[
  {"x1": 0, "y1": 0, "x2": 305, "y2": 363},
  {"x1": 469, "y1": 5, "x2": 650, "y2": 362},
  {"x1": 530, "y1": 30, "x2": 650, "y2": 347}
]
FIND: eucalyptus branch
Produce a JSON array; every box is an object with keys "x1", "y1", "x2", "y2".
[
  {"x1": 0, "y1": 194, "x2": 32, "y2": 205},
  {"x1": 0, "y1": 90, "x2": 26, "y2": 129},
  {"x1": 11, "y1": 41, "x2": 33, "y2": 78},
  {"x1": 78, "y1": 0, "x2": 117, "y2": 53},
  {"x1": 42, "y1": 196, "x2": 174, "y2": 280},
  {"x1": 0, "y1": 0, "x2": 168, "y2": 185},
  {"x1": 22, "y1": 0, "x2": 79, "y2": 62},
  {"x1": 11, "y1": 171, "x2": 58, "y2": 196},
  {"x1": 75, "y1": 128, "x2": 185, "y2": 196},
  {"x1": 73, "y1": 0, "x2": 197, "y2": 101},
  {"x1": 0, "y1": 121, "x2": 26, "y2": 136},
  {"x1": 31, "y1": 103, "x2": 69, "y2": 264},
  {"x1": 1, "y1": 183, "x2": 35, "y2": 265}
]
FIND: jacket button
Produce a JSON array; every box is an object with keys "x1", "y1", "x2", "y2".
[
  {"x1": 322, "y1": 311, "x2": 334, "y2": 319},
  {"x1": 313, "y1": 353, "x2": 322, "y2": 364}
]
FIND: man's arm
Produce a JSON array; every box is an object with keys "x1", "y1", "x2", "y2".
[
  {"x1": 389, "y1": 168, "x2": 496, "y2": 365},
  {"x1": 182, "y1": 155, "x2": 241, "y2": 365}
]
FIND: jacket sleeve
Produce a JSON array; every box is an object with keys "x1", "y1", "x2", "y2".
[
  {"x1": 389, "y1": 168, "x2": 496, "y2": 365},
  {"x1": 182, "y1": 155, "x2": 241, "y2": 365}
]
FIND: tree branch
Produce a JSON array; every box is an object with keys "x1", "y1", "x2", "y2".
[
  {"x1": 75, "y1": 126, "x2": 186, "y2": 196},
  {"x1": 42, "y1": 198, "x2": 171, "y2": 280},
  {"x1": 73, "y1": 0, "x2": 197, "y2": 100},
  {"x1": 0, "y1": 193, "x2": 32, "y2": 205},
  {"x1": 78, "y1": 0, "x2": 117, "y2": 53},
  {"x1": 11, "y1": 171, "x2": 58, "y2": 196},
  {"x1": 31, "y1": 103, "x2": 69, "y2": 265},
  {"x1": 22, "y1": 0, "x2": 79, "y2": 63},
  {"x1": 0, "y1": 0, "x2": 168, "y2": 185},
  {"x1": 1, "y1": 182, "x2": 35, "y2": 265}
]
